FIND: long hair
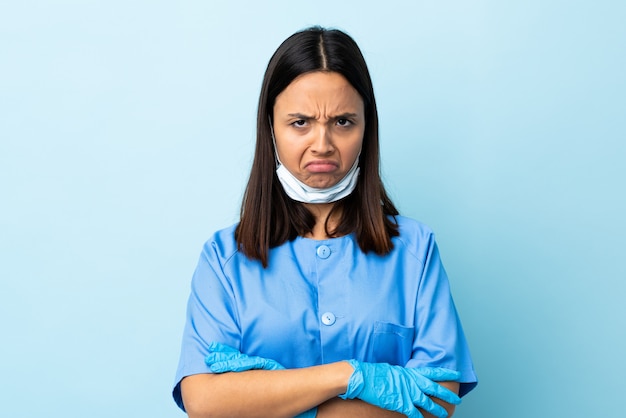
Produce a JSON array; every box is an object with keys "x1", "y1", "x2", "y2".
[{"x1": 236, "y1": 26, "x2": 399, "y2": 267}]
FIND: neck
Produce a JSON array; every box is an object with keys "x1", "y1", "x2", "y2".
[{"x1": 304, "y1": 203, "x2": 339, "y2": 240}]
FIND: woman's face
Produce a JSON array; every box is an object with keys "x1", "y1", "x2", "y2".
[{"x1": 272, "y1": 71, "x2": 365, "y2": 189}]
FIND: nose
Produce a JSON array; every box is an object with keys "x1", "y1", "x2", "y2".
[{"x1": 310, "y1": 126, "x2": 334, "y2": 155}]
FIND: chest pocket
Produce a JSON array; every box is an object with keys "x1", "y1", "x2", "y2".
[{"x1": 370, "y1": 321, "x2": 415, "y2": 365}]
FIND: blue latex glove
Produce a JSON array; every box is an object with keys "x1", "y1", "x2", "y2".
[
  {"x1": 204, "y1": 343, "x2": 317, "y2": 418},
  {"x1": 339, "y1": 360, "x2": 461, "y2": 418},
  {"x1": 205, "y1": 342, "x2": 285, "y2": 372}
]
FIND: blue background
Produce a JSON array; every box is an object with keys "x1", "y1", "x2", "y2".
[{"x1": 1, "y1": 1, "x2": 624, "y2": 417}]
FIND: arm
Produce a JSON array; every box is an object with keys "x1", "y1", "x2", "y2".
[
  {"x1": 317, "y1": 398, "x2": 404, "y2": 417},
  {"x1": 181, "y1": 362, "x2": 353, "y2": 418},
  {"x1": 418, "y1": 382, "x2": 459, "y2": 418},
  {"x1": 182, "y1": 368, "x2": 412, "y2": 418},
  {"x1": 182, "y1": 362, "x2": 459, "y2": 418},
  {"x1": 316, "y1": 398, "x2": 406, "y2": 418}
]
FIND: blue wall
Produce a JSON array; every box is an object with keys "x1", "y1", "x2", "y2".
[{"x1": 1, "y1": 1, "x2": 624, "y2": 417}]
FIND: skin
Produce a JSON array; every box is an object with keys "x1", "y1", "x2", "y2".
[
  {"x1": 181, "y1": 71, "x2": 460, "y2": 417},
  {"x1": 181, "y1": 370, "x2": 458, "y2": 418},
  {"x1": 272, "y1": 71, "x2": 365, "y2": 238},
  {"x1": 272, "y1": 71, "x2": 365, "y2": 190}
]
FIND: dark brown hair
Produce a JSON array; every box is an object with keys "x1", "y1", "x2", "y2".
[{"x1": 236, "y1": 26, "x2": 399, "y2": 267}]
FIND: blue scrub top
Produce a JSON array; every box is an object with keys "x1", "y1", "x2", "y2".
[{"x1": 173, "y1": 216, "x2": 477, "y2": 410}]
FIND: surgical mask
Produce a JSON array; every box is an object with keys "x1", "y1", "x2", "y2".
[{"x1": 270, "y1": 120, "x2": 360, "y2": 204}]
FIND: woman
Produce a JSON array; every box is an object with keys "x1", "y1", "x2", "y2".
[{"x1": 173, "y1": 27, "x2": 477, "y2": 418}]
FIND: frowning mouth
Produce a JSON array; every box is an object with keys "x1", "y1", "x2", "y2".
[{"x1": 305, "y1": 160, "x2": 339, "y2": 173}]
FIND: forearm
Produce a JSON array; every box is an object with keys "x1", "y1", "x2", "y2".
[
  {"x1": 418, "y1": 381, "x2": 459, "y2": 418},
  {"x1": 317, "y1": 398, "x2": 404, "y2": 417},
  {"x1": 181, "y1": 362, "x2": 353, "y2": 418}
]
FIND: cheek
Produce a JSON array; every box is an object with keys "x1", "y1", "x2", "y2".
[
  {"x1": 275, "y1": 138, "x2": 303, "y2": 167},
  {"x1": 350, "y1": 131, "x2": 365, "y2": 158}
]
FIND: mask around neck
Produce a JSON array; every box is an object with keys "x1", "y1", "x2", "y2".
[{"x1": 275, "y1": 157, "x2": 360, "y2": 204}]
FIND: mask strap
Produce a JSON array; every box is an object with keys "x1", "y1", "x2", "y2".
[{"x1": 268, "y1": 115, "x2": 281, "y2": 166}]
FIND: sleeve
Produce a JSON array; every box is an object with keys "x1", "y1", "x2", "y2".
[
  {"x1": 172, "y1": 240, "x2": 242, "y2": 411},
  {"x1": 405, "y1": 234, "x2": 478, "y2": 397}
]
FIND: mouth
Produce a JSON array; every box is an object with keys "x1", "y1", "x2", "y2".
[{"x1": 305, "y1": 160, "x2": 339, "y2": 173}]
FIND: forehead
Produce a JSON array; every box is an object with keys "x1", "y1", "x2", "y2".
[{"x1": 274, "y1": 71, "x2": 363, "y2": 113}]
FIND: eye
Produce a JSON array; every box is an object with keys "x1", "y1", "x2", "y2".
[
  {"x1": 336, "y1": 118, "x2": 353, "y2": 127},
  {"x1": 292, "y1": 119, "x2": 307, "y2": 127}
]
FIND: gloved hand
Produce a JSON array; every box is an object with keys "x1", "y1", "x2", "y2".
[
  {"x1": 204, "y1": 343, "x2": 317, "y2": 418},
  {"x1": 205, "y1": 342, "x2": 285, "y2": 373},
  {"x1": 339, "y1": 360, "x2": 461, "y2": 418}
]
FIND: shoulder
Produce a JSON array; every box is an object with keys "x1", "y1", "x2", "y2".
[
  {"x1": 393, "y1": 215, "x2": 435, "y2": 240},
  {"x1": 200, "y1": 223, "x2": 240, "y2": 266},
  {"x1": 392, "y1": 215, "x2": 437, "y2": 260}
]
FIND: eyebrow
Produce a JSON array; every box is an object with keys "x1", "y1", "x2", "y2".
[{"x1": 286, "y1": 112, "x2": 360, "y2": 120}]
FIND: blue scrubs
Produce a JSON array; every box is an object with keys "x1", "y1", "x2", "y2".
[{"x1": 173, "y1": 216, "x2": 477, "y2": 410}]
